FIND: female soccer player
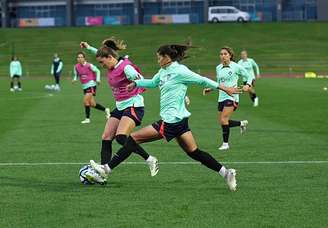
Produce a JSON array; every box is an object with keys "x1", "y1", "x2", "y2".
[
  {"x1": 203, "y1": 47, "x2": 253, "y2": 151},
  {"x1": 50, "y1": 53, "x2": 63, "y2": 91},
  {"x1": 90, "y1": 44, "x2": 240, "y2": 191},
  {"x1": 80, "y1": 38, "x2": 158, "y2": 181},
  {"x1": 72, "y1": 51, "x2": 110, "y2": 124},
  {"x1": 9, "y1": 56, "x2": 22, "y2": 92},
  {"x1": 238, "y1": 50, "x2": 260, "y2": 107}
]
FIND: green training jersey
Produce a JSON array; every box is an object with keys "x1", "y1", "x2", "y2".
[
  {"x1": 86, "y1": 46, "x2": 144, "y2": 110},
  {"x1": 10, "y1": 60, "x2": 22, "y2": 77},
  {"x1": 216, "y1": 61, "x2": 253, "y2": 102},
  {"x1": 237, "y1": 58, "x2": 259, "y2": 81},
  {"x1": 135, "y1": 62, "x2": 219, "y2": 123}
]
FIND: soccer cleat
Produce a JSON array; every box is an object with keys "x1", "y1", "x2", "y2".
[
  {"x1": 10, "y1": 88, "x2": 15, "y2": 92},
  {"x1": 146, "y1": 156, "x2": 159, "y2": 177},
  {"x1": 90, "y1": 160, "x2": 109, "y2": 178},
  {"x1": 218, "y1": 143, "x2": 229, "y2": 151},
  {"x1": 85, "y1": 169, "x2": 107, "y2": 185},
  {"x1": 105, "y1": 108, "x2": 111, "y2": 119},
  {"x1": 17, "y1": 88, "x2": 22, "y2": 92},
  {"x1": 253, "y1": 97, "x2": 259, "y2": 107},
  {"x1": 240, "y1": 120, "x2": 248, "y2": 135},
  {"x1": 225, "y1": 169, "x2": 237, "y2": 191},
  {"x1": 81, "y1": 118, "x2": 91, "y2": 124}
]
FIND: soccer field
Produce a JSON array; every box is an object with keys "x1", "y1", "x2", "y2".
[{"x1": 0, "y1": 77, "x2": 327, "y2": 227}]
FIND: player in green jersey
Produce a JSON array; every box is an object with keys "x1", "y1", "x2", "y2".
[
  {"x1": 204, "y1": 47, "x2": 252, "y2": 151},
  {"x1": 238, "y1": 50, "x2": 260, "y2": 107},
  {"x1": 90, "y1": 44, "x2": 241, "y2": 191}
]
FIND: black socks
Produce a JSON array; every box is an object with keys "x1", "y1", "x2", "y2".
[
  {"x1": 250, "y1": 92, "x2": 257, "y2": 102},
  {"x1": 221, "y1": 125, "x2": 230, "y2": 143},
  {"x1": 108, "y1": 136, "x2": 136, "y2": 170},
  {"x1": 85, "y1": 106, "x2": 91, "y2": 118},
  {"x1": 101, "y1": 140, "x2": 113, "y2": 165},
  {"x1": 116, "y1": 134, "x2": 150, "y2": 160},
  {"x1": 94, "y1": 103, "x2": 106, "y2": 111},
  {"x1": 229, "y1": 120, "x2": 241, "y2": 127},
  {"x1": 187, "y1": 148, "x2": 222, "y2": 173}
]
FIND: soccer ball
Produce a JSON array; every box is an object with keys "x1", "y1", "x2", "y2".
[
  {"x1": 44, "y1": 85, "x2": 51, "y2": 90},
  {"x1": 79, "y1": 165, "x2": 95, "y2": 185},
  {"x1": 14, "y1": 85, "x2": 19, "y2": 91}
]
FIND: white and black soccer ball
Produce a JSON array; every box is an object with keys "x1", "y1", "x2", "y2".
[
  {"x1": 44, "y1": 85, "x2": 51, "y2": 90},
  {"x1": 79, "y1": 165, "x2": 95, "y2": 185}
]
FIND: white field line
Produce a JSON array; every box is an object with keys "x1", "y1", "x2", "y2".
[{"x1": 0, "y1": 161, "x2": 328, "y2": 166}]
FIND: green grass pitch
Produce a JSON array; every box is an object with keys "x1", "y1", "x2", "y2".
[
  {"x1": 0, "y1": 22, "x2": 328, "y2": 227},
  {"x1": 0, "y1": 77, "x2": 327, "y2": 227}
]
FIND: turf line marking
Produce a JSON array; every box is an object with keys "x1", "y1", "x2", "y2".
[{"x1": 0, "y1": 161, "x2": 328, "y2": 166}]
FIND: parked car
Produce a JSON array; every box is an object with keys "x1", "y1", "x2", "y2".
[{"x1": 208, "y1": 6, "x2": 250, "y2": 23}]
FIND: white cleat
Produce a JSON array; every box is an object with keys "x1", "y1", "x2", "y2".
[
  {"x1": 146, "y1": 156, "x2": 159, "y2": 177},
  {"x1": 219, "y1": 143, "x2": 229, "y2": 151},
  {"x1": 253, "y1": 97, "x2": 259, "y2": 107},
  {"x1": 240, "y1": 120, "x2": 248, "y2": 135},
  {"x1": 225, "y1": 169, "x2": 237, "y2": 191},
  {"x1": 90, "y1": 160, "x2": 109, "y2": 178},
  {"x1": 81, "y1": 118, "x2": 91, "y2": 124},
  {"x1": 85, "y1": 169, "x2": 107, "y2": 185},
  {"x1": 10, "y1": 88, "x2": 15, "y2": 92},
  {"x1": 105, "y1": 108, "x2": 111, "y2": 119}
]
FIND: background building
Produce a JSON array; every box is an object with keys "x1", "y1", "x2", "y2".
[{"x1": 0, "y1": 0, "x2": 325, "y2": 28}]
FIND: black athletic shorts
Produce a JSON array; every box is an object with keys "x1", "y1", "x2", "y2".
[
  {"x1": 243, "y1": 80, "x2": 255, "y2": 87},
  {"x1": 83, "y1": 86, "x2": 97, "y2": 96},
  {"x1": 12, "y1": 75, "x2": 21, "y2": 79},
  {"x1": 110, "y1": 106, "x2": 144, "y2": 126},
  {"x1": 152, "y1": 118, "x2": 190, "y2": 142},
  {"x1": 218, "y1": 100, "x2": 239, "y2": 112}
]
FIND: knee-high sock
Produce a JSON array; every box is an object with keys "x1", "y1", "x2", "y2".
[
  {"x1": 94, "y1": 103, "x2": 106, "y2": 111},
  {"x1": 116, "y1": 134, "x2": 149, "y2": 160},
  {"x1": 229, "y1": 120, "x2": 241, "y2": 128},
  {"x1": 186, "y1": 148, "x2": 223, "y2": 173},
  {"x1": 221, "y1": 125, "x2": 230, "y2": 143},
  {"x1": 101, "y1": 140, "x2": 112, "y2": 165},
  {"x1": 249, "y1": 92, "x2": 257, "y2": 102},
  {"x1": 108, "y1": 136, "x2": 137, "y2": 170},
  {"x1": 85, "y1": 106, "x2": 91, "y2": 119}
]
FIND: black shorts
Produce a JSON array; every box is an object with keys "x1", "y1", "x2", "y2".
[
  {"x1": 152, "y1": 118, "x2": 190, "y2": 142},
  {"x1": 12, "y1": 75, "x2": 21, "y2": 79},
  {"x1": 83, "y1": 86, "x2": 97, "y2": 96},
  {"x1": 243, "y1": 80, "x2": 255, "y2": 87},
  {"x1": 110, "y1": 106, "x2": 144, "y2": 126},
  {"x1": 218, "y1": 100, "x2": 239, "y2": 112}
]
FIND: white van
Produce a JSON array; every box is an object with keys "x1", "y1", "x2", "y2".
[{"x1": 208, "y1": 6, "x2": 250, "y2": 23}]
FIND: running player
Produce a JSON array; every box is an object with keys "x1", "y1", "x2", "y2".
[
  {"x1": 203, "y1": 47, "x2": 253, "y2": 151},
  {"x1": 9, "y1": 56, "x2": 22, "y2": 92},
  {"x1": 238, "y1": 50, "x2": 260, "y2": 107},
  {"x1": 80, "y1": 38, "x2": 158, "y2": 183},
  {"x1": 72, "y1": 51, "x2": 110, "y2": 124},
  {"x1": 90, "y1": 44, "x2": 240, "y2": 191}
]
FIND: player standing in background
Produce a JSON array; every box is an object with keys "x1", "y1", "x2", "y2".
[
  {"x1": 203, "y1": 47, "x2": 253, "y2": 151},
  {"x1": 238, "y1": 50, "x2": 260, "y2": 107},
  {"x1": 80, "y1": 38, "x2": 158, "y2": 182},
  {"x1": 9, "y1": 56, "x2": 23, "y2": 92},
  {"x1": 72, "y1": 51, "x2": 110, "y2": 124},
  {"x1": 51, "y1": 53, "x2": 63, "y2": 91},
  {"x1": 90, "y1": 44, "x2": 240, "y2": 191}
]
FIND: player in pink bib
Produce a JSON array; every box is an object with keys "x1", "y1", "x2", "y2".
[
  {"x1": 80, "y1": 38, "x2": 158, "y2": 183},
  {"x1": 72, "y1": 52, "x2": 110, "y2": 124}
]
